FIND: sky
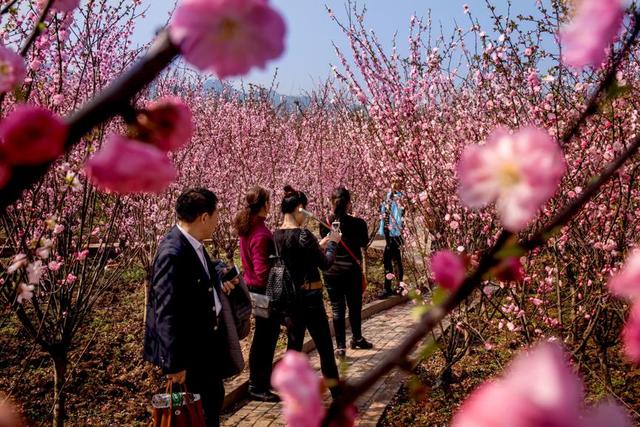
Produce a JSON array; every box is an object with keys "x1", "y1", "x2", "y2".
[{"x1": 131, "y1": 1, "x2": 547, "y2": 96}]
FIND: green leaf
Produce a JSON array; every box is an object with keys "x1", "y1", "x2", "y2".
[
  {"x1": 604, "y1": 79, "x2": 631, "y2": 103},
  {"x1": 411, "y1": 304, "x2": 429, "y2": 321},
  {"x1": 418, "y1": 338, "x2": 439, "y2": 361},
  {"x1": 495, "y1": 237, "x2": 525, "y2": 259},
  {"x1": 431, "y1": 287, "x2": 449, "y2": 306}
]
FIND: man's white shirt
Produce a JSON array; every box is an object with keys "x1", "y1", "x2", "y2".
[{"x1": 177, "y1": 224, "x2": 221, "y2": 316}]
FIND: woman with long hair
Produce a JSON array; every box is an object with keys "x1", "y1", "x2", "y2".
[
  {"x1": 234, "y1": 186, "x2": 280, "y2": 402},
  {"x1": 320, "y1": 187, "x2": 373, "y2": 359},
  {"x1": 274, "y1": 185, "x2": 342, "y2": 396}
]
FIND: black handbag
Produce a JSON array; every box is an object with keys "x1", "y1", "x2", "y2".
[{"x1": 266, "y1": 231, "x2": 300, "y2": 316}]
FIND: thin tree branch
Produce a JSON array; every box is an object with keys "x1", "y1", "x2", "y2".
[{"x1": 0, "y1": 30, "x2": 179, "y2": 212}]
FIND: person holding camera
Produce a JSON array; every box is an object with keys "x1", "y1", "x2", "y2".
[
  {"x1": 320, "y1": 187, "x2": 373, "y2": 359},
  {"x1": 233, "y1": 186, "x2": 281, "y2": 403},
  {"x1": 144, "y1": 188, "x2": 251, "y2": 427},
  {"x1": 378, "y1": 179, "x2": 405, "y2": 299},
  {"x1": 274, "y1": 185, "x2": 342, "y2": 396}
]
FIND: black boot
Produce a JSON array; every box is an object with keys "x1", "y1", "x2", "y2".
[
  {"x1": 350, "y1": 337, "x2": 373, "y2": 349},
  {"x1": 248, "y1": 385, "x2": 280, "y2": 402}
]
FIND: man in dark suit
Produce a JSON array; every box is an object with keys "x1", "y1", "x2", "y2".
[{"x1": 144, "y1": 188, "x2": 251, "y2": 427}]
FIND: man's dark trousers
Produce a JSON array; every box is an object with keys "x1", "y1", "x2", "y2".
[
  {"x1": 186, "y1": 356, "x2": 225, "y2": 427},
  {"x1": 383, "y1": 235, "x2": 403, "y2": 292}
]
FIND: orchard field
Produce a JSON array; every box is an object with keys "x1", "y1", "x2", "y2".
[{"x1": 1, "y1": 0, "x2": 640, "y2": 426}]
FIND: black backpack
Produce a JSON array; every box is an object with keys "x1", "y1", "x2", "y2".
[{"x1": 266, "y1": 231, "x2": 300, "y2": 315}]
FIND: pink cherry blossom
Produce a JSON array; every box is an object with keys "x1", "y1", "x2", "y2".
[
  {"x1": 608, "y1": 249, "x2": 640, "y2": 300},
  {"x1": 457, "y1": 127, "x2": 566, "y2": 231},
  {"x1": 385, "y1": 273, "x2": 395, "y2": 280},
  {"x1": 271, "y1": 351, "x2": 325, "y2": 427},
  {"x1": 137, "y1": 96, "x2": 193, "y2": 152},
  {"x1": 169, "y1": 0, "x2": 286, "y2": 79},
  {"x1": 38, "y1": 0, "x2": 80, "y2": 13},
  {"x1": 0, "y1": 105, "x2": 68, "y2": 166},
  {"x1": 622, "y1": 302, "x2": 640, "y2": 364},
  {"x1": 75, "y1": 249, "x2": 89, "y2": 261},
  {"x1": 65, "y1": 273, "x2": 77, "y2": 284},
  {"x1": 35, "y1": 238, "x2": 53, "y2": 259},
  {"x1": 430, "y1": 250, "x2": 465, "y2": 291},
  {"x1": 7, "y1": 253, "x2": 27, "y2": 274},
  {"x1": 494, "y1": 257, "x2": 524, "y2": 282},
  {"x1": 48, "y1": 261, "x2": 63, "y2": 272},
  {"x1": 0, "y1": 45, "x2": 25, "y2": 93},
  {"x1": 85, "y1": 134, "x2": 177, "y2": 194},
  {"x1": 560, "y1": 0, "x2": 624, "y2": 69},
  {"x1": 17, "y1": 282, "x2": 34, "y2": 304},
  {"x1": 27, "y1": 261, "x2": 45, "y2": 284},
  {"x1": 453, "y1": 341, "x2": 631, "y2": 427}
]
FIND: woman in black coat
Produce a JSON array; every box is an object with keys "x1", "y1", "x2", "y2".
[{"x1": 320, "y1": 187, "x2": 373, "y2": 359}]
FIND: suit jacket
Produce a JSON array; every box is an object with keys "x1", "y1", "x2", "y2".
[{"x1": 143, "y1": 226, "x2": 251, "y2": 378}]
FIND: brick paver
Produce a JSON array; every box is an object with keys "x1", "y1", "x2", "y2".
[{"x1": 221, "y1": 302, "x2": 414, "y2": 426}]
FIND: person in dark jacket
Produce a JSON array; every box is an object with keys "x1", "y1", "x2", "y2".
[
  {"x1": 320, "y1": 187, "x2": 373, "y2": 359},
  {"x1": 234, "y1": 186, "x2": 280, "y2": 402},
  {"x1": 274, "y1": 185, "x2": 342, "y2": 397},
  {"x1": 144, "y1": 188, "x2": 251, "y2": 427}
]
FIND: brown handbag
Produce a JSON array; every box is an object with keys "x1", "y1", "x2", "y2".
[{"x1": 151, "y1": 381, "x2": 206, "y2": 427}]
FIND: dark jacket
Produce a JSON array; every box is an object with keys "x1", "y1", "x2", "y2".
[
  {"x1": 320, "y1": 214, "x2": 368, "y2": 275},
  {"x1": 143, "y1": 226, "x2": 251, "y2": 378},
  {"x1": 273, "y1": 228, "x2": 337, "y2": 287}
]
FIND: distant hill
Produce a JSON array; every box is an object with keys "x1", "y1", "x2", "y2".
[{"x1": 203, "y1": 80, "x2": 311, "y2": 109}]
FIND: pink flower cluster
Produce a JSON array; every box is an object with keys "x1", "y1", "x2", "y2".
[
  {"x1": 0, "y1": 45, "x2": 25, "y2": 93},
  {"x1": 560, "y1": 0, "x2": 625, "y2": 69},
  {"x1": 458, "y1": 127, "x2": 566, "y2": 232},
  {"x1": 608, "y1": 249, "x2": 640, "y2": 363},
  {"x1": 0, "y1": 105, "x2": 68, "y2": 189},
  {"x1": 85, "y1": 97, "x2": 192, "y2": 194},
  {"x1": 170, "y1": 0, "x2": 286, "y2": 79},
  {"x1": 271, "y1": 351, "x2": 325, "y2": 427},
  {"x1": 452, "y1": 341, "x2": 630, "y2": 427},
  {"x1": 37, "y1": 0, "x2": 80, "y2": 13},
  {"x1": 430, "y1": 250, "x2": 465, "y2": 291}
]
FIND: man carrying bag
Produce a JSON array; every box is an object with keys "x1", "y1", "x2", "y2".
[{"x1": 144, "y1": 188, "x2": 251, "y2": 427}]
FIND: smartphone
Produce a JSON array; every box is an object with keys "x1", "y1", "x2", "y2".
[
  {"x1": 221, "y1": 265, "x2": 240, "y2": 282},
  {"x1": 331, "y1": 221, "x2": 341, "y2": 233}
]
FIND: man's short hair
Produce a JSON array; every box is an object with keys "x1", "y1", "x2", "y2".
[{"x1": 176, "y1": 188, "x2": 218, "y2": 223}]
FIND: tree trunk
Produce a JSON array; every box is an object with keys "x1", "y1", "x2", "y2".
[{"x1": 52, "y1": 350, "x2": 68, "y2": 427}]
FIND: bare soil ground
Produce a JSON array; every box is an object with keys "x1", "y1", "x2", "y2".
[
  {"x1": 0, "y1": 252, "x2": 390, "y2": 425},
  {"x1": 379, "y1": 333, "x2": 640, "y2": 426}
]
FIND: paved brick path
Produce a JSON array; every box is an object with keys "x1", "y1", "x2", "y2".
[{"x1": 221, "y1": 302, "x2": 414, "y2": 426}]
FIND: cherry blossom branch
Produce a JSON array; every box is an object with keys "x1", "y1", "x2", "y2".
[
  {"x1": 325, "y1": 133, "x2": 640, "y2": 425},
  {"x1": 19, "y1": 0, "x2": 54, "y2": 57},
  {"x1": 0, "y1": 0, "x2": 19, "y2": 15},
  {"x1": 323, "y1": 9, "x2": 640, "y2": 425},
  {"x1": 0, "y1": 30, "x2": 179, "y2": 213},
  {"x1": 559, "y1": 8, "x2": 640, "y2": 145}
]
